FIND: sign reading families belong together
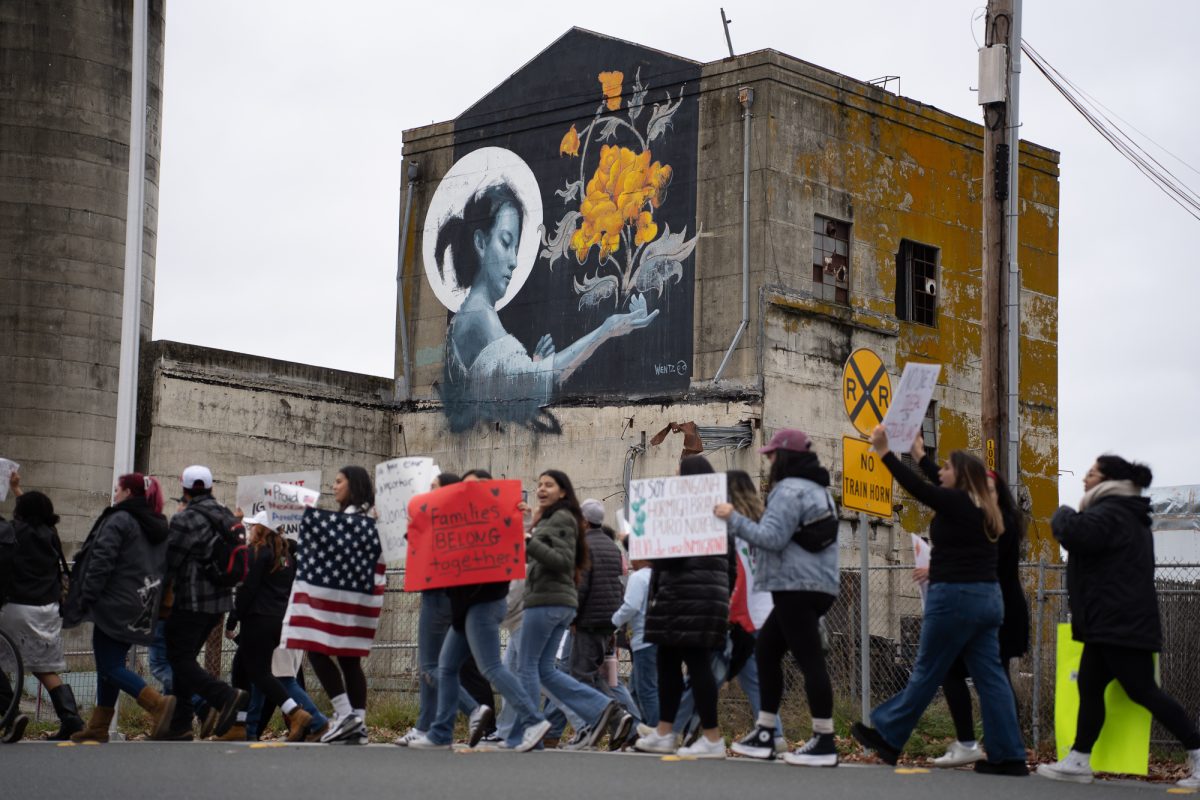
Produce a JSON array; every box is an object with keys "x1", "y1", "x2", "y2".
[
  {"x1": 403, "y1": 480, "x2": 526, "y2": 591},
  {"x1": 628, "y1": 473, "x2": 728, "y2": 560}
]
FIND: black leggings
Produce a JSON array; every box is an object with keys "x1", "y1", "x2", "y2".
[
  {"x1": 237, "y1": 616, "x2": 291, "y2": 710},
  {"x1": 308, "y1": 653, "x2": 368, "y2": 711},
  {"x1": 757, "y1": 591, "x2": 835, "y2": 718},
  {"x1": 657, "y1": 646, "x2": 719, "y2": 730},
  {"x1": 944, "y1": 654, "x2": 1018, "y2": 741},
  {"x1": 1075, "y1": 643, "x2": 1200, "y2": 752}
]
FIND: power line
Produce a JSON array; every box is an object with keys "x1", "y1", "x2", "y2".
[{"x1": 1022, "y1": 39, "x2": 1200, "y2": 223}]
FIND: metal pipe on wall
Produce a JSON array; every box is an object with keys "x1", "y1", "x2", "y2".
[
  {"x1": 394, "y1": 160, "x2": 420, "y2": 402},
  {"x1": 1005, "y1": 0, "x2": 1022, "y2": 484},
  {"x1": 714, "y1": 86, "x2": 754, "y2": 382}
]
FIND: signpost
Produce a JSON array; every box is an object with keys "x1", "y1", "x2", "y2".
[
  {"x1": 841, "y1": 436, "x2": 892, "y2": 518},
  {"x1": 842, "y1": 348, "x2": 892, "y2": 436}
]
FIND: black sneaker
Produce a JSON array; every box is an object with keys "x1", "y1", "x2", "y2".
[
  {"x1": 975, "y1": 759, "x2": 1030, "y2": 776},
  {"x1": 730, "y1": 725, "x2": 776, "y2": 760},
  {"x1": 783, "y1": 733, "x2": 838, "y2": 767},
  {"x1": 468, "y1": 705, "x2": 494, "y2": 748},
  {"x1": 608, "y1": 713, "x2": 635, "y2": 752},
  {"x1": 850, "y1": 722, "x2": 899, "y2": 766},
  {"x1": 1, "y1": 714, "x2": 29, "y2": 744},
  {"x1": 583, "y1": 702, "x2": 619, "y2": 749},
  {"x1": 562, "y1": 725, "x2": 592, "y2": 751}
]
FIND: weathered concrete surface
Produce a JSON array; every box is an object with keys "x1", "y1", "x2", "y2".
[{"x1": 0, "y1": 0, "x2": 166, "y2": 540}]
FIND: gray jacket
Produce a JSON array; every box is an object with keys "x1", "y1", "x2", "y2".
[{"x1": 727, "y1": 477, "x2": 840, "y2": 596}]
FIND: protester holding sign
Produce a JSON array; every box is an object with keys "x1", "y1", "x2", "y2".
[
  {"x1": 852, "y1": 426, "x2": 1027, "y2": 775},
  {"x1": 518, "y1": 469, "x2": 624, "y2": 750},
  {"x1": 635, "y1": 456, "x2": 731, "y2": 759},
  {"x1": 716, "y1": 430, "x2": 840, "y2": 766},
  {"x1": 1037, "y1": 456, "x2": 1200, "y2": 788}
]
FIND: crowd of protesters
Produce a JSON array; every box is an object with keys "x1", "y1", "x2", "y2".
[{"x1": 0, "y1": 430, "x2": 1196, "y2": 787}]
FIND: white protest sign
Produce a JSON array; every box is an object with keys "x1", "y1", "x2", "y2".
[
  {"x1": 236, "y1": 471, "x2": 321, "y2": 539},
  {"x1": 0, "y1": 459, "x2": 18, "y2": 503},
  {"x1": 627, "y1": 472, "x2": 728, "y2": 560},
  {"x1": 375, "y1": 457, "x2": 440, "y2": 565},
  {"x1": 912, "y1": 533, "x2": 931, "y2": 607},
  {"x1": 880, "y1": 362, "x2": 941, "y2": 454},
  {"x1": 265, "y1": 482, "x2": 320, "y2": 532}
]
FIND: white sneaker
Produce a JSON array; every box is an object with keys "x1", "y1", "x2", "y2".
[
  {"x1": 634, "y1": 730, "x2": 677, "y2": 754},
  {"x1": 782, "y1": 733, "x2": 838, "y2": 767},
  {"x1": 677, "y1": 735, "x2": 726, "y2": 759},
  {"x1": 320, "y1": 713, "x2": 363, "y2": 744},
  {"x1": 515, "y1": 719, "x2": 552, "y2": 753},
  {"x1": 1035, "y1": 750, "x2": 1094, "y2": 784},
  {"x1": 774, "y1": 736, "x2": 788, "y2": 755},
  {"x1": 933, "y1": 740, "x2": 985, "y2": 768},
  {"x1": 393, "y1": 727, "x2": 426, "y2": 747},
  {"x1": 636, "y1": 722, "x2": 657, "y2": 738},
  {"x1": 1178, "y1": 749, "x2": 1200, "y2": 789},
  {"x1": 407, "y1": 733, "x2": 450, "y2": 750}
]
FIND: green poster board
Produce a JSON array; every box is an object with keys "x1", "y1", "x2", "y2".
[{"x1": 1055, "y1": 623, "x2": 1153, "y2": 775}]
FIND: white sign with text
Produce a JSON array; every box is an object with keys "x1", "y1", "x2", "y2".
[
  {"x1": 881, "y1": 362, "x2": 941, "y2": 454},
  {"x1": 375, "y1": 457, "x2": 440, "y2": 565},
  {"x1": 627, "y1": 473, "x2": 728, "y2": 560},
  {"x1": 236, "y1": 471, "x2": 321, "y2": 539},
  {"x1": 0, "y1": 459, "x2": 18, "y2": 503},
  {"x1": 265, "y1": 482, "x2": 320, "y2": 532}
]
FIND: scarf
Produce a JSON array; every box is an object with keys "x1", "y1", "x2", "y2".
[{"x1": 1078, "y1": 479, "x2": 1141, "y2": 512}]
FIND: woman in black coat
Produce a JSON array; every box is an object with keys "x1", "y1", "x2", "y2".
[
  {"x1": 1037, "y1": 455, "x2": 1200, "y2": 787},
  {"x1": 634, "y1": 455, "x2": 732, "y2": 759}
]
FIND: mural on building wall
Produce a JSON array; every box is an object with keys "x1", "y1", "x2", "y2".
[{"x1": 423, "y1": 30, "x2": 700, "y2": 433}]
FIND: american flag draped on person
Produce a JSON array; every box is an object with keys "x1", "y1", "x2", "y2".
[{"x1": 281, "y1": 508, "x2": 386, "y2": 657}]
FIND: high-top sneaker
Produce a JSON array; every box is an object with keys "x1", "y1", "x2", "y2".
[
  {"x1": 1035, "y1": 750, "x2": 1093, "y2": 784},
  {"x1": 730, "y1": 725, "x2": 776, "y2": 760},
  {"x1": 783, "y1": 733, "x2": 838, "y2": 767}
]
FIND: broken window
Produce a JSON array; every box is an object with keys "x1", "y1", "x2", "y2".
[
  {"x1": 896, "y1": 239, "x2": 938, "y2": 326},
  {"x1": 812, "y1": 215, "x2": 850, "y2": 304}
]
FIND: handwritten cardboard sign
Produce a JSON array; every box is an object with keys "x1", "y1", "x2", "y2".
[
  {"x1": 403, "y1": 479, "x2": 526, "y2": 591},
  {"x1": 880, "y1": 361, "x2": 941, "y2": 454},
  {"x1": 627, "y1": 473, "x2": 728, "y2": 560},
  {"x1": 266, "y1": 482, "x2": 320, "y2": 532},
  {"x1": 0, "y1": 458, "x2": 18, "y2": 503},
  {"x1": 236, "y1": 471, "x2": 322, "y2": 540},
  {"x1": 375, "y1": 457, "x2": 439, "y2": 565}
]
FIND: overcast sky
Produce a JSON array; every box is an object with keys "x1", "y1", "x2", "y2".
[{"x1": 153, "y1": 1, "x2": 1200, "y2": 508}]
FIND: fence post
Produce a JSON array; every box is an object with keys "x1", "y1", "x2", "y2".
[
  {"x1": 1031, "y1": 556, "x2": 1046, "y2": 749},
  {"x1": 859, "y1": 512, "x2": 871, "y2": 723}
]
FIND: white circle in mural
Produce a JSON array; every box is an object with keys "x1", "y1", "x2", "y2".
[{"x1": 422, "y1": 147, "x2": 543, "y2": 313}]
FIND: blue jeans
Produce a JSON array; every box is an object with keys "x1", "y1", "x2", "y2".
[
  {"x1": 417, "y1": 589, "x2": 478, "y2": 731},
  {"x1": 543, "y1": 629, "x2": 587, "y2": 738},
  {"x1": 247, "y1": 676, "x2": 328, "y2": 739},
  {"x1": 495, "y1": 625, "x2": 521, "y2": 740},
  {"x1": 428, "y1": 598, "x2": 543, "y2": 748},
  {"x1": 93, "y1": 627, "x2": 147, "y2": 707},
  {"x1": 870, "y1": 582, "x2": 1025, "y2": 762},
  {"x1": 148, "y1": 620, "x2": 173, "y2": 694},
  {"x1": 630, "y1": 645, "x2": 660, "y2": 725},
  {"x1": 518, "y1": 606, "x2": 610, "y2": 733}
]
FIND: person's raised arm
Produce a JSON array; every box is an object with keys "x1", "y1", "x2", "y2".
[{"x1": 871, "y1": 425, "x2": 960, "y2": 513}]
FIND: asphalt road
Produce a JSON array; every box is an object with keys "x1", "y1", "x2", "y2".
[{"x1": 0, "y1": 741, "x2": 1182, "y2": 800}]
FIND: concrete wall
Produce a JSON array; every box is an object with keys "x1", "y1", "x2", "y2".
[{"x1": 0, "y1": 0, "x2": 166, "y2": 539}]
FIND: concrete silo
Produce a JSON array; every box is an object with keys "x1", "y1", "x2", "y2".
[{"x1": 0, "y1": 0, "x2": 165, "y2": 543}]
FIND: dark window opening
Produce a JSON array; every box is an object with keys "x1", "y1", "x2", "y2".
[
  {"x1": 902, "y1": 401, "x2": 939, "y2": 468},
  {"x1": 812, "y1": 215, "x2": 850, "y2": 304},
  {"x1": 896, "y1": 240, "x2": 938, "y2": 326}
]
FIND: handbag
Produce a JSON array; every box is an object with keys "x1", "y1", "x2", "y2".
[{"x1": 791, "y1": 493, "x2": 839, "y2": 553}]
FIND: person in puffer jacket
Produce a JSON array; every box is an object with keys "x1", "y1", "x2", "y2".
[
  {"x1": 635, "y1": 455, "x2": 731, "y2": 759},
  {"x1": 717, "y1": 429, "x2": 839, "y2": 767},
  {"x1": 1037, "y1": 455, "x2": 1200, "y2": 788}
]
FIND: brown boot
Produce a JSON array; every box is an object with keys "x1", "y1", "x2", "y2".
[
  {"x1": 136, "y1": 686, "x2": 178, "y2": 740},
  {"x1": 211, "y1": 722, "x2": 246, "y2": 742},
  {"x1": 284, "y1": 708, "x2": 313, "y2": 743},
  {"x1": 70, "y1": 706, "x2": 114, "y2": 743}
]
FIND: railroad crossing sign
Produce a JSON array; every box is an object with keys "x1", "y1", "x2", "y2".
[
  {"x1": 842, "y1": 348, "x2": 892, "y2": 436},
  {"x1": 842, "y1": 436, "x2": 893, "y2": 518}
]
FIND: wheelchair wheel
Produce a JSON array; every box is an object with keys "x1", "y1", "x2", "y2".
[{"x1": 0, "y1": 627, "x2": 25, "y2": 737}]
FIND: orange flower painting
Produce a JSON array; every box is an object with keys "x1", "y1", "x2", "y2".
[{"x1": 539, "y1": 66, "x2": 697, "y2": 311}]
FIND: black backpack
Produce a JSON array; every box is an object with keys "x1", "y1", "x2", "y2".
[
  {"x1": 192, "y1": 506, "x2": 249, "y2": 587},
  {"x1": 791, "y1": 493, "x2": 839, "y2": 553}
]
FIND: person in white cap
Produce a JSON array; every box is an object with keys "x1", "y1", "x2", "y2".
[{"x1": 154, "y1": 465, "x2": 248, "y2": 740}]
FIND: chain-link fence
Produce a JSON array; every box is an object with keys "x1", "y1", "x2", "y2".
[{"x1": 19, "y1": 562, "x2": 1200, "y2": 753}]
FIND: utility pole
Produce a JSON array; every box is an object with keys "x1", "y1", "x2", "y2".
[{"x1": 979, "y1": 0, "x2": 1020, "y2": 480}]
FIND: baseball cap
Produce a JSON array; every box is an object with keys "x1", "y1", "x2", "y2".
[
  {"x1": 758, "y1": 429, "x2": 812, "y2": 455},
  {"x1": 181, "y1": 465, "x2": 213, "y2": 490},
  {"x1": 580, "y1": 498, "x2": 606, "y2": 526},
  {"x1": 243, "y1": 509, "x2": 275, "y2": 530}
]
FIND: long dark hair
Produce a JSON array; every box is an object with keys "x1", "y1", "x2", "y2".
[
  {"x1": 539, "y1": 469, "x2": 589, "y2": 580},
  {"x1": 435, "y1": 182, "x2": 525, "y2": 289},
  {"x1": 14, "y1": 491, "x2": 59, "y2": 528},
  {"x1": 434, "y1": 472, "x2": 461, "y2": 488},
  {"x1": 990, "y1": 469, "x2": 1027, "y2": 542},
  {"x1": 767, "y1": 448, "x2": 830, "y2": 490},
  {"x1": 337, "y1": 465, "x2": 375, "y2": 512},
  {"x1": 948, "y1": 451, "x2": 1002, "y2": 538},
  {"x1": 679, "y1": 455, "x2": 715, "y2": 475},
  {"x1": 1095, "y1": 455, "x2": 1153, "y2": 489}
]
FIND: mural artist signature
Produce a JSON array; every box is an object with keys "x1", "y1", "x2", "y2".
[{"x1": 654, "y1": 360, "x2": 688, "y2": 376}]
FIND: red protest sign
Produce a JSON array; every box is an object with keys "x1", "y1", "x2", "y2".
[{"x1": 403, "y1": 479, "x2": 526, "y2": 591}]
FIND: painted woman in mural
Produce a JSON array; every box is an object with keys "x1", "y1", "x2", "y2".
[{"x1": 434, "y1": 179, "x2": 658, "y2": 432}]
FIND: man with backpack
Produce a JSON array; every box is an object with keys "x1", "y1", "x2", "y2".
[{"x1": 154, "y1": 465, "x2": 248, "y2": 740}]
